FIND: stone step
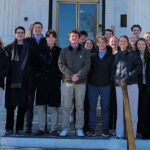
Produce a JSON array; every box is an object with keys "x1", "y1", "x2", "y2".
[{"x1": 0, "y1": 136, "x2": 150, "y2": 150}]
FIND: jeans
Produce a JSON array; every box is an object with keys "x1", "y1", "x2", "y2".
[{"x1": 88, "y1": 84, "x2": 110, "y2": 130}]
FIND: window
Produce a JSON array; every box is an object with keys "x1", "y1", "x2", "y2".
[{"x1": 120, "y1": 14, "x2": 127, "y2": 28}]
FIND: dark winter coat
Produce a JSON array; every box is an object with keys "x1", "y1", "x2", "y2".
[
  {"x1": 4, "y1": 40, "x2": 30, "y2": 107},
  {"x1": 0, "y1": 47, "x2": 9, "y2": 89},
  {"x1": 26, "y1": 36, "x2": 47, "y2": 95},
  {"x1": 26, "y1": 37, "x2": 47, "y2": 76},
  {"x1": 88, "y1": 47, "x2": 114, "y2": 87},
  {"x1": 138, "y1": 51, "x2": 150, "y2": 137},
  {"x1": 138, "y1": 51, "x2": 150, "y2": 94},
  {"x1": 36, "y1": 46, "x2": 61, "y2": 106},
  {"x1": 112, "y1": 50, "x2": 142, "y2": 86},
  {"x1": 58, "y1": 44, "x2": 91, "y2": 83}
]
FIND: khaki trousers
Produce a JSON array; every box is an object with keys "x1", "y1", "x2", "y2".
[
  {"x1": 62, "y1": 82, "x2": 86, "y2": 131},
  {"x1": 37, "y1": 105, "x2": 59, "y2": 131}
]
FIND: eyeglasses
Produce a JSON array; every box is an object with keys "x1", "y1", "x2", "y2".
[{"x1": 16, "y1": 32, "x2": 25, "y2": 34}]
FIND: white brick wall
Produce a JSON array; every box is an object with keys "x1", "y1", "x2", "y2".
[
  {"x1": 1, "y1": 0, "x2": 150, "y2": 44},
  {"x1": 105, "y1": 0, "x2": 127, "y2": 38},
  {"x1": 0, "y1": 0, "x2": 49, "y2": 45},
  {"x1": 127, "y1": 0, "x2": 150, "y2": 36}
]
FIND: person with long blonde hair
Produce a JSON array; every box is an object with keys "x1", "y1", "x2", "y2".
[{"x1": 144, "y1": 32, "x2": 150, "y2": 50}]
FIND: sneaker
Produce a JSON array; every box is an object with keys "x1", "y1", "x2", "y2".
[
  {"x1": 101, "y1": 130, "x2": 111, "y2": 137},
  {"x1": 116, "y1": 136, "x2": 123, "y2": 139},
  {"x1": 34, "y1": 130, "x2": 45, "y2": 136},
  {"x1": 52, "y1": 130, "x2": 59, "y2": 136},
  {"x1": 69, "y1": 116, "x2": 74, "y2": 124},
  {"x1": 16, "y1": 130, "x2": 25, "y2": 135},
  {"x1": 5, "y1": 130, "x2": 13, "y2": 135},
  {"x1": 25, "y1": 127, "x2": 32, "y2": 134},
  {"x1": 59, "y1": 130, "x2": 69, "y2": 137},
  {"x1": 88, "y1": 129, "x2": 96, "y2": 137},
  {"x1": 76, "y1": 130, "x2": 84, "y2": 137}
]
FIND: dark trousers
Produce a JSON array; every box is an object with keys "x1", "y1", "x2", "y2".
[
  {"x1": 109, "y1": 85, "x2": 117, "y2": 129},
  {"x1": 83, "y1": 87, "x2": 89, "y2": 132},
  {"x1": 26, "y1": 87, "x2": 36, "y2": 128},
  {"x1": 138, "y1": 85, "x2": 150, "y2": 137},
  {"x1": 5, "y1": 106, "x2": 27, "y2": 131},
  {"x1": 26, "y1": 77, "x2": 37, "y2": 128}
]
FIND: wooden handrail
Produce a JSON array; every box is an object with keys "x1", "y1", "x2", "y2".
[
  {"x1": 26, "y1": 24, "x2": 33, "y2": 38},
  {"x1": 121, "y1": 82, "x2": 136, "y2": 150}
]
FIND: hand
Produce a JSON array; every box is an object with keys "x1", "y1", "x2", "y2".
[{"x1": 72, "y1": 74, "x2": 79, "y2": 82}]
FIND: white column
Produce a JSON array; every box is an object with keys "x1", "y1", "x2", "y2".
[{"x1": 127, "y1": 0, "x2": 150, "y2": 36}]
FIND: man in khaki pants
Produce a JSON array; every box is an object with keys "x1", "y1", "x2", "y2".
[{"x1": 58, "y1": 30, "x2": 91, "y2": 137}]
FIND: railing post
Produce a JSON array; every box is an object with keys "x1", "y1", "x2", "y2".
[
  {"x1": 121, "y1": 82, "x2": 136, "y2": 150},
  {"x1": 26, "y1": 24, "x2": 33, "y2": 38}
]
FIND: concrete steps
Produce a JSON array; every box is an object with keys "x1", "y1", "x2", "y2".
[
  {"x1": 0, "y1": 105, "x2": 102, "y2": 134},
  {"x1": 0, "y1": 136, "x2": 150, "y2": 150}
]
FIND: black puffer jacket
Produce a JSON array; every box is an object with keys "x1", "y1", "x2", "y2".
[{"x1": 112, "y1": 50, "x2": 142, "y2": 86}]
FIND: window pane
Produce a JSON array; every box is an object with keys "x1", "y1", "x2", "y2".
[
  {"x1": 58, "y1": 4, "x2": 76, "y2": 48},
  {"x1": 79, "y1": 4, "x2": 97, "y2": 42}
]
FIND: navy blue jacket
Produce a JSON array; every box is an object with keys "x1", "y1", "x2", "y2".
[
  {"x1": 88, "y1": 47, "x2": 114, "y2": 87},
  {"x1": 112, "y1": 50, "x2": 142, "y2": 86}
]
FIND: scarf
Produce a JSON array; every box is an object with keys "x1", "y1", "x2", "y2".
[{"x1": 10, "y1": 39, "x2": 29, "y2": 88}]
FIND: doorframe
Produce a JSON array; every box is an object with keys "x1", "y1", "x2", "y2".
[{"x1": 56, "y1": 0, "x2": 99, "y2": 37}]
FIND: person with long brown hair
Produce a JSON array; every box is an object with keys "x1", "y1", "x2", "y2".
[
  {"x1": 136, "y1": 38, "x2": 150, "y2": 139},
  {"x1": 112, "y1": 35, "x2": 142, "y2": 139}
]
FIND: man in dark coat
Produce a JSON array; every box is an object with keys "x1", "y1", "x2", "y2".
[
  {"x1": 25, "y1": 22, "x2": 47, "y2": 133},
  {"x1": 4, "y1": 26, "x2": 30, "y2": 135},
  {"x1": 35, "y1": 30, "x2": 61, "y2": 136},
  {"x1": 88, "y1": 36, "x2": 114, "y2": 137}
]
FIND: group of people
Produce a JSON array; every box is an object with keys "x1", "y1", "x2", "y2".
[{"x1": 0, "y1": 22, "x2": 150, "y2": 139}]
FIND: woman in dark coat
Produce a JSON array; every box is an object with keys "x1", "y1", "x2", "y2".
[
  {"x1": 136, "y1": 38, "x2": 150, "y2": 139},
  {"x1": 0, "y1": 38, "x2": 9, "y2": 104},
  {"x1": 112, "y1": 35, "x2": 142, "y2": 139},
  {"x1": 4, "y1": 26, "x2": 30, "y2": 135},
  {"x1": 35, "y1": 30, "x2": 61, "y2": 136}
]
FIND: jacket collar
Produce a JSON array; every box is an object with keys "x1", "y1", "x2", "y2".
[
  {"x1": 96, "y1": 46, "x2": 112, "y2": 57},
  {"x1": 69, "y1": 44, "x2": 82, "y2": 51}
]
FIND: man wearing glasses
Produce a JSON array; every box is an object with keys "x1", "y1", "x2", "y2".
[{"x1": 4, "y1": 26, "x2": 30, "y2": 135}]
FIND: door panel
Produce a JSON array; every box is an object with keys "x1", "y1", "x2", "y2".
[
  {"x1": 58, "y1": 4, "x2": 76, "y2": 48},
  {"x1": 79, "y1": 4, "x2": 97, "y2": 41},
  {"x1": 57, "y1": 1, "x2": 99, "y2": 48}
]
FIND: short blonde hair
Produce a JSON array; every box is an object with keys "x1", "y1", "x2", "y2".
[
  {"x1": 144, "y1": 32, "x2": 150, "y2": 39},
  {"x1": 96, "y1": 36, "x2": 108, "y2": 44}
]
